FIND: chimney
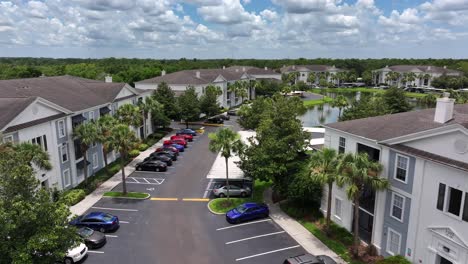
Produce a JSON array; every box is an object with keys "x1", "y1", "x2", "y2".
[
  {"x1": 292, "y1": 65, "x2": 296, "y2": 70},
  {"x1": 235, "y1": 69, "x2": 239, "y2": 72},
  {"x1": 444, "y1": 65, "x2": 447, "y2": 69},
  {"x1": 434, "y1": 92, "x2": 455, "y2": 124},
  {"x1": 161, "y1": 70, "x2": 166, "y2": 76},
  {"x1": 105, "y1": 75, "x2": 112, "y2": 83},
  {"x1": 428, "y1": 66, "x2": 432, "y2": 70},
  {"x1": 223, "y1": 66, "x2": 225, "y2": 70},
  {"x1": 242, "y1": 67, "x2": 246, "y2": 72},
  {"x1": 264, "y1": 66, "x2": 268, "y2": 70},
  {"x1": 196, "y1": 71, "x2": 200, "y2": 78}
]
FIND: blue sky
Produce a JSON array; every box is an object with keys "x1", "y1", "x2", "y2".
[{"x1": 0, "y1": 0, "x2": 467, "y2": 59}]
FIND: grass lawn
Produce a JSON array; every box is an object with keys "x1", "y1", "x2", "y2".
[
  {"x1": 103, "y1": 191, "x2": 150, "y2": 199},
  {"x1": 303, "y1": 96, "x2": 334, "y2": 107},
  {"x1": 208, "y1": 180, "x2": 272, "y2": 214}
]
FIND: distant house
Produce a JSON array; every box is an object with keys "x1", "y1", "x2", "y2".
[
  {"x1": 0, "y1": 75, "x2": 151, "y2": 191},
  {"x1": 323, "y1": 93, "x2": 468, "y2": 263},
  {"x1": 372, "y1": 65, "x2": 463, "y2": 88},
  {"x1": 135, "y1": 66, "x2": 281, "y2": 108},
  {"x1": 280, "y1": 65, "x2": 347, "y2": 86}
]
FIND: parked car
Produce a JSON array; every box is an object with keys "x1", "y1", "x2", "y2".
[
  {"x1": 135, "y1": 160, "x2": 168, "y2": 172},
  {"x1": 176, "y1": 129, "x2": 197, "y2": 136},
  {"x1": 283, "y1": 254, "x2": 336, "y2": 264},
  {"x1": 163, "y1": 143, "x2": 185, "y2": 152},
  {"x1": 164, "y1": 139, "x2": 187, "y2": 147},
  {"x1": 225, "y1": 202, "x2": 269, "y2": 224},
  {"x1": 213, "y1": 185, "x2": 251, "y2": 198},
  {"x1": 151, "y1": 150, "x2": 177, "y2": 161},
  {"x1": 77, "y1": 227, "x2": 106, "y2": 249},
  {"x1": 171, "y1": 134, "x2": 193, "y2": 142},
  {"x1": 156, "y1": 146, "x2": 179, "y2": 155},
  {"x1": 205, "y1": 116, "x2": 224, "y2": 124},
  {"x1": 64, "y1": 243, "x2": 88, "y2": 264},
  {"x1": 227, "y1": 109, "x2": 238, "y2": 116},
  {"x1": 70, "y1": 212, "x2": 119, "y2": 233},
  {"x1": 216, "y1": 114, "x2": 230, "y2": 120},
  {"x1": 145, "y1": 153, "x2": 173, "y2": 165}
]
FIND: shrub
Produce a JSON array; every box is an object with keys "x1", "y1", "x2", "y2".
[
  {"x1": 138, "y1": 144, "x2": 149, "y2": 151},
  {"x1": 377, "y1": 256, "x2": 411, "y2": 264},
  {"x1": 60, "y1": 189, "x2": 86, "y2": 206},
  {"x1": 129, "y1": 149, "x2": 140, "y2": 158}
]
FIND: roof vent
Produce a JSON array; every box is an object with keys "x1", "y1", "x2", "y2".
[
  {"x1": 161, "y1": 70, "x2": 166, "y2": 76},
  {"x1": 434, "y1": 92, "x2": 455, "y2": 124},
  {"x1": 196, "y1": 71, "x2": 200, "y2": 78},
  {"x1": 242, "y1": 67, "x2": 246, "y2": 72},
  {"x1": 444, "y1": 65, "x2": 447, "y2": 69},
  {"x1": 264, "y1": 66, "x2": 268, "y2": 70},
  {"x1": 223, "y1": 66, "x2": 225, "y2": 70},
  {"x1": 105, "y1": 75, "x2": 112, "y2": 83},
  {"x1": 292, "y1": 65, "x2": 296, "y2": 70}
]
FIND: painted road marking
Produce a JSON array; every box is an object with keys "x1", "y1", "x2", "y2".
[
  {"x1": 127, "y1": 177, "x2": 164, "y2": 185},
  {"x1": 216, "y1": 219, "x2": 271, "y2": 231},
  {"x1": 150, "y1": 197, "x2": 179, "y2": 201},
  {"x1": 235, "y1": 245, "x2": 301, "y2": 261},
  {"x1": 119, "y1": 221, "x2": 130, "y2": 224},
  {"x1": 182, "y1": 198, "x2": 210, "y2": 202},
  {"x1": 226, "y1": 231, "x2": 285, "y2": 244},
  {"x1": 203, "y1": 178, "x2": 214, "y2": 198},
  {"x1": 91, "y1": 207, "x2": 138, "y2": 212},
  {"x1": 88, "y1": 250, "x2": 105, "y2": 254},
  {"x1": 105, "y1": 235, "x2": 118, "y2": 238}
]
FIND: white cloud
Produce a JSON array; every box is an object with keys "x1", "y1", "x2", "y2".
[{"x1": 260, "y1": 9, "x2": 278, "y2": 20}]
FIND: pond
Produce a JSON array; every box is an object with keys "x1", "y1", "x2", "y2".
[{"x1": 300, "y1": 92, "x2": 429, "y2": 127}]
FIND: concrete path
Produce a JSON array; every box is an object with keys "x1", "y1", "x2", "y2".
[
  {"x1": 263, "y1": 188, "x2": 346, "y2": 264},
  {"x1": 69, "y1": 130, "x2": 176, "y2": 216}
]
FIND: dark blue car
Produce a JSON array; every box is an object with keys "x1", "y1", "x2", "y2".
[
  {"x1": 226, "y1": 202, "x2": 269, "y2": 224},
  {"x1": 70, "y1": 212, "x2": 119, "y2": 233},
  {"x1": 176, "y1": 129, "x2": 197, "y2": 137}
]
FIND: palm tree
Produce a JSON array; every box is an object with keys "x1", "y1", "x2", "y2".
[
  {"x1": 96, "y1": 115, "x2": 118, "y2": 175},
  {"x1": 116, "y1": 104, "x2": 142, "y2": 128},
  {"x1": 108, "y1": 124, "x2": 138, "y2": 195},
  {"x1": 208, "y1": 128, "x2": 244, "y2": 202},
  {"x1": 331, "y1": 95, "x2": 348, "y2": 118},
  {"x1": 307, "y1": 73, "x2": 316, "y2": 85},
  {"x1": 406, "y1": 72, "x2": 416, "y2": 87},
  {"x1": 309, "y1": 148, "x2": 340, "y2": 234},
  {"x1": 73, "y1": 122, "x2": 99, "y2": 186},
  {"x1": 336, "y1": 152, "x2": 389, "y2": 256},
  {"x1": 138, "y1": 96, "x2": 161, "y2": 138},
  {"x1": 386, "y1": 72, "x2": 401, "y2": 86}
]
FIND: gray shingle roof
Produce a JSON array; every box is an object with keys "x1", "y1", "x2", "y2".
[
  {"x1": 375, "y1": 65, "x2": 463, "y2": 75},
  {"x1": 280, "y1": 65, "x2": 346, "y2": 73},
  {"x1": 325, "y1": 104, "x2": 468, "y2": 141},
  {"x1": 0, "y1": 97, "x2": 37, "y2": 131}
]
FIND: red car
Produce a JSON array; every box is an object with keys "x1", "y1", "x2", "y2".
[
  {"x1": 156, "y1": 146, "x2": 179, "y2": 154},
  {"x1": 163, "y1": 139, "x2": 187, "y2": 147},
  {"x1": 171, "y1": 134, "x2": 193, "y2": 142}
]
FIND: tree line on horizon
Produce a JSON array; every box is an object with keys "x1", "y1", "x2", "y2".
[{"x1": 1, "y1": 57, "x2": 468, "y2": 87}]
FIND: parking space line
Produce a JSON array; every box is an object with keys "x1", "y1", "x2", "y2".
[
  {"x1": 182, "y1": 198, "x2": 210, "y2": 202},
  {"x1": 105, "y1": 235, "x2": 118, "y2": 238},
  {"x1": 143, "y1": 178, "x2": 150, "y2": 183},
  {"x1": 150, "y1": 197, "x2": 179, "y2": 201},
  {"x1": 203, "y1": 178, "x2": 214, "y2": 198},
  {"x1": 88, "y1": 250, "x2": 105, "y2": 254},
  {"x1": 226, "y1": 231, "x2": 285, "y2": 244},
  {"x1": 216, "y1": 219, "x2": 271, "y2": 231},
  {"x1": 235, "y1": 245, "x2": 300, "y2": 261},
  {"x1": 119, "y1": 221, "x2": 130, "y2": 224},
  {"x1": 91, "y1": 207, "x2": 138, "y2": 212}
]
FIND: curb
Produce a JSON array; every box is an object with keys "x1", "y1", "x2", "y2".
[
  {"x1": 102, "y1": 192, "x2": 151, "y2": 200},
  {"x1": 207, "y1": 199, "x2": 226, "y2": 215}
]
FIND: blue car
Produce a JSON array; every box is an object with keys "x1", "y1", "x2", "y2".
[
  {"x1": 70, "y1": 212, "x2": 119, "y2": 233},
  {"x1": 226, "y1": 202, "x2": 269, "y2": 224},
  {"x1": 176, "y1": 129, "x2": 197, "y2": 137}
]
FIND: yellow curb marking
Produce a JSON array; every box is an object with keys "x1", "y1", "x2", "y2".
[
  {"x1": 182, "y1": 198, "x2": 210, "y2": 202},
  {"x1": 150, "y1": 198, "x2": 179, "y2": 201}
]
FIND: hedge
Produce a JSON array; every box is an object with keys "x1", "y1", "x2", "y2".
[
  {"x1": 377, "y1": 256, "x2": 411, "y2": 264},
  {"x1": 138, "y1": 143, "x2": 149, "y2": 151},
  {"x1": 129, "y1": 149, "x2": 140, "y2": 158},
  {"x1": 60, "y1": 189, "x2": 86, "y2": 206}
]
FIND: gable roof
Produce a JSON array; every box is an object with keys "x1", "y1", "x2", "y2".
[
  {"x1": 280, "y1": 65, "x2": 346, "y2": 73},
  {"x1": 375, "y1": 65, "x2": 463, "y2": 75},
  {"x1": 325, "y1": 104, "x2": 468, "y2": 141},
  {"x1": 225, "y1": 66, "x2": 279, "y2": 75},
  {"x1": 0, "y1": 97, "x2": 37, "y2": 131}
]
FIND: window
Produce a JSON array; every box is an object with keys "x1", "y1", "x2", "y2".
[
  {"x1": 31, "y1": 135, "x2": 47, "y2": 151},
  {"x1": 92, "y1": 153, "x2": 99, "y2": 169},
  {"x1": 448, "y1": 187, "x2": 463, "y2": 216},
  {"x1": 2, "y1": 135, "x2": 13, "y2": 143},
  {"x1": 63, "y1": 169, "x2": 71, "y2": 187},
  {"x1": 463, "y1": 195, "x2": 468, "y2": 222},
  {"x1": 437, "y1": 183, "x2": 446, "y2": 211},
  {"x1": 89, "y1": 111, "x2": 95, "y2": 122},
  {"x1": 395, "y1": 155, "x2": 409, "y2": 183},
  {"x1": 60, "y1": 143, "x2": 69, "y2": 163},
  {"x1": 58, "y1": 120, "x2": 66, "y2": 138},
  {"x1": 335, "y1": 198, "x2": 342, "y2": 219},
  {"x1": 391, "y1": 193, "x2": 405, "y2": 221},
  {"x1": 338, "y1": 137, "x2": 346, "y2": 153},
  {"x1": 387, "y1": 228, "x2": 401, "y2": 255}
]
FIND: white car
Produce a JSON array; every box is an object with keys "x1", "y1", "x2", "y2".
[{"x1": 65, "y1": 243, "x2": 88, "y2": 264}]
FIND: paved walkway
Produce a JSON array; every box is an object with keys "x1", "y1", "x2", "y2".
[
  {"x1": 69, "y1": 130, "x2": 176, "y2": 216},
  {"x1": 263, "y1": 188, "x2": 346, "y2": 264}
]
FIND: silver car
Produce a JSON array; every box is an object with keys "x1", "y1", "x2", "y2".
[{"x1": 213, "y1": 185, "x2": 251, "y2": 198}]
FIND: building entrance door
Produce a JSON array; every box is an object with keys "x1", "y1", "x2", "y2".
[{"x1": 437, "y1": 255, "x2": 453, "y2": 264}]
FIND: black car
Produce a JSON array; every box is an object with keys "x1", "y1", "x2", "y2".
[
  {"x1": 176, "y1": 129, "x2": 197, "y2": 137},
  {"x1": 144, "y1": 155, "x2": 173, "y2": 166},
  {"x1": 77, "y1": 227, "x2": 106, "y2": 249},
  {"x1": 151, "y1": 151, "x2": 177, "y2": 161},
  {"x1": 283, "y1": 254, "x2": 336, "y2": 264},
  {"x1": 135, "y1": 160, "x2": 167, "y2": 172},
  {"x1": 206, "y1": 116, "x2": 224, "y2": 124},
  {"x1": 216, "y1": 114, "x2": 230, "y2": 120}
]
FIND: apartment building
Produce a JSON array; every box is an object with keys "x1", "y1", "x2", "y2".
[
  {"x1": 0, "y1": 75, "x2": 151, "y2": 191},
  {"x1": 280, "y1": 65, "x2": 347, "y2": 86},
  {"x1": 323, "y1": 94, "x2": 468, "y2": 264}
]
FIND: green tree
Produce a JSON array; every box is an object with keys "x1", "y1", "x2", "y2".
[
  {"x1": 254, "y1": 79, "x2": 281, "y2": 97},
  {"x1": 340, "y1": 93, "x2": 387, "y2": 121},
  {"x1": 108, "y1": 124, "x2": 138, "y2": 195},
  {"x1": 200, "y1": 85, "x2": 222, "y2": 117},
  {"x1": 208, "y1": 128, "x2": 244, "y2": 202},
  {"x1": 383, "y1": 87, "x2": 412, "y2": 113},
  {"x1": 178, "y1": 86, "x2": 200, "y2": 128},
  {"x1": 96, "y1": 115, "x2": 118, "y2": 174},
  {"x1": 237, "y1": 97, "x2": 271, "y2": 130},
  {"x1": 361, "y1": 71, "x2": 373, "y2": 85},
  {"x1": 309, "y1": 148, "x2": 340, "y2": 234},
  {"x1": 336, "y1": 152, "x2": 389, "y2": 255},
  {"x1": 116, "y1": 104, "x2": 142, "y2": 128},
  {"x1": 386, "y1": 72, "x2": 401, "y2": 86},
  {"x1": 331, "y1": 95, "x2": 348, "y2": 118},
  {"x1": 307, "y1": 73, "x2": 316, "y2": 84},
  {"x1": 153, "y1": 82, "x2": 180, "y2": 119},
  {"x1": 0, "y1": 142, "x2": 79, "y2": 264},
  {"x1": 73, "y1": 122, "x2": 98, "y2": 186}
]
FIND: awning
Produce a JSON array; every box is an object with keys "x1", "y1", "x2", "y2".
[
  {"x1": 99, "y1": 107, "x2": 111, "y2": 115},
  {"x1": 76, "y1": 160, "x2": 91, "y2": 169},
  {"x1": 72, "y1": 114, "x2": 87, "y2": 124}
]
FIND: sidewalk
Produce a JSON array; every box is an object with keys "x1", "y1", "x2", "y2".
[
  {"x1": 69, "y1": 131, "x2": 176, "y2": 216},
  {"x1": 263, "y1": 188, "x2": 346, "y2": 264}
]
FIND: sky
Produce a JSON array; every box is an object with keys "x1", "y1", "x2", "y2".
[{"x1": 0, "y1": 0, "x2": 468, "y2": 59}]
